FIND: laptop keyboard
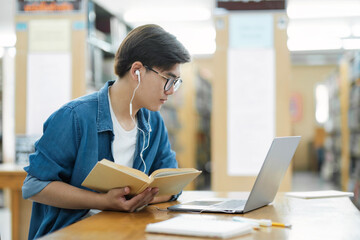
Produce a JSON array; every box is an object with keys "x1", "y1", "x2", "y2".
[{"x1": 212, "y1": 199, "x2": 247, "y2": 210}]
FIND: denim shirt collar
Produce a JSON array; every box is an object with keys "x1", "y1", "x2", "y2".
[
  {"x1": 97, "y1": 81, "x2": 114, "y2": 133},
  {"x1": 97, "y1": 80, "x2": 151, "y2": 134}
]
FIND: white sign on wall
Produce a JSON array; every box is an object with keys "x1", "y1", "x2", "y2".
[
  {"x1": 227, "y1": 14, "x2": 275, "y2": 176},
  {"x1": 26, "y1": 19, "x2": 72, "y2": 135},
  {"x1": 229, "y1": 13, "x2": 273, "y2": 49},
  {"x1": 29, "y1": 19, "x2": 71, "y2": 52},
  {"x1": 26, "y1": 53, "x2": 72, "y2": 135}
]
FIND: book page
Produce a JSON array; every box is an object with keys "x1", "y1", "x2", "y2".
[
  {"x1": 81, "y1": 162, "x2": 149, "y2": 194},
  {"x1": 100, "y1": 159, "x2": 149, "y2": 182},
  {"x1": 151, "y1": 168, "x2": 199, "y2": 178},
  {"x1": 147, "y1": 171, "x2": 202, "y2": 196}
]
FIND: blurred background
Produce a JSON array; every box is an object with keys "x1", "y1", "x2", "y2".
[{"x1": 1, "y1": 0, "x2": 360, "y2": 239}]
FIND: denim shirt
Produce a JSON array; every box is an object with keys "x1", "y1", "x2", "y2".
[{"x1": 23, "y1": 80, "x2": 178, "y2": 239}]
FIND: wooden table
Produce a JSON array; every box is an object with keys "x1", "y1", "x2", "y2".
[
  {"x1": 39, "y1": 191, "x2": 360, "y2": 240},
  {"x1": 0, "y1": 163, "x2": 27, "y2": 240}
]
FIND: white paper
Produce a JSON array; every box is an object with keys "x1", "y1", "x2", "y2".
[
  {"x1": 227, "y1": 48, "x2": 275, "y2": 176},
  {"x1": 29, "y1": 19, "x2": 71, "y2": 52},
  {"x1": 26, "y1": 53, "x2": 72, "y2": 135},
  {"x1": 229, "y1": 14, "x2": 273, "y2": 49},
  {"x1": 285, "y1": 190, "x2": 354, "y2": 199},
  {"x1": 146, "y1": 215, "x2": 252, "y2": 239}
]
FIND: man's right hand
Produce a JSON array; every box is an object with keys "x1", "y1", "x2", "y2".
[{"x1": 103, "y1": 187, "x2": 159, "y2": 212}]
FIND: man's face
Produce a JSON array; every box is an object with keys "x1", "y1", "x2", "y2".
[{"x1": 138, "y1": 63, "x2": 181, "y2": 112}]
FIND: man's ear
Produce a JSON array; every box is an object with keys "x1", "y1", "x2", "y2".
[{"x1": 130, "y1": 61, "x2": 143, "y2": 82}]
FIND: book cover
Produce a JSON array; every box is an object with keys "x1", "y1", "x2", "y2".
[{"x1": 81, "y1": 159, "x2": 201, "y2": 196}]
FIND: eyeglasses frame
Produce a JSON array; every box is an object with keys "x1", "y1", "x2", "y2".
[{"x1": 144, "y1": 65, "x2": 182, "y2": 92}]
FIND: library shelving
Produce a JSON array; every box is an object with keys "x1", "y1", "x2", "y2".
[
  {"x1": 0, "y1": 57, "x2": 2, "y2": 164},
  {"x1": 324, "y1": 70, "x2": 342, "y2": 186},
  {"x1": 347, "y1": 51, "x2": 360, "y2": 209},
  {"x1": 323, "y1": 51, "x2": 360, "y2": 209},
  {"x1": 86, "y1": 1, "x2": 131, "y2": 91}
]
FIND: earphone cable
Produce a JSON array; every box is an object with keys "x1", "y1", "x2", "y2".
[{"x1": 129, "y1": 78, "x2": 148, "y2": 173}]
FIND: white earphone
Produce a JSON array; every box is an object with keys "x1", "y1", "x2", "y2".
[
  {"x1": 129, "y1": 68, "x2": 150, "y2": 173},
  {"x1": 130, "y1": 70, "x2": 141, "y2": 116},
  {"x1": 135, "y1": 70, "x2": 140, "y2": 82}
]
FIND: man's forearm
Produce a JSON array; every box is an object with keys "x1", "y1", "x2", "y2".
[{"x1": 30, "y1": 181, "x2": 107, "y2": 210}]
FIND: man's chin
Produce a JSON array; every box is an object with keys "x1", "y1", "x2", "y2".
[{"x1": 147, "y1": 105, "x2": 162, "y2": 112}]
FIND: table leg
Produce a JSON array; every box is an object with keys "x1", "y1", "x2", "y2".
[{"x1": 10, "y1": 189, "x2": 20, "y2": 240}]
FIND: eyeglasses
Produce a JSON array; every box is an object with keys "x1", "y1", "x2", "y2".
[{"x1": 144, "y1": 65, "x2": 183, "y2": 92}]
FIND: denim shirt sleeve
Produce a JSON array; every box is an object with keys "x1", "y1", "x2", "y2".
[
  {"x1": 24, "y1": 106, "x2": 80, "y2": 183},
  {"x1": 22, "y1": 174, "x2": 51, "y2": 199}
]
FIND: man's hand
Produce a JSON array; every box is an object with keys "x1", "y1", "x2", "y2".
[
  {"x1": 30, "y1": 181, "x2": 159, "y2": 212},
  {"x1": 104, "y1": 187, "x2": 159, "y2": 212},
  {"x1": 150, "y1": 195, "x2": 172, "y2": 204}
]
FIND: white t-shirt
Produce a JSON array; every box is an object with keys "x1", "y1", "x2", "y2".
[{"x1": 108, "y1": 89, "x2": 137, "y2": 167}]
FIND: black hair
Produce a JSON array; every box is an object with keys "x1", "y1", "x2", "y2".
[{"x1": 114, "y1": 24, "x2": 191, "y2": 78}]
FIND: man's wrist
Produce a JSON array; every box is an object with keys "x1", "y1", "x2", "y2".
[
  {"x1": 93, "y1": 192, "x2": 108, "y2": 210},
  {"x1": 150, "y1": 195, "x2": 172, "y2": 204}
]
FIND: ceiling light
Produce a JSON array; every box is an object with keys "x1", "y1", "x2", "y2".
[
  {"x1": 287, "y1": 0, "x2": 360, "y2": 19},
  {"x1": 0, "y1": 33, "x2": 16, "y2": 47},
  {"x1": 8, "y1": 47, "x2": 16, "y2": 58},
  {"x1": 287, "y1": 22, "x2": 351, "y2": 39},
  {"x1": 342, "y1": 38, "x2": 360, "y2": 49},
  {"x1": 287, "y1": 37, "x2": 342, "y2": 51},
  {"x1": 352, "y1": 24, "x2": 360, "y2": 37},
  {"x1": 168, "y1": 25, "x2": 216, "y2": 55},
  {"x1": 124, "y1": 7, "x2": 211, "y2": 23}
]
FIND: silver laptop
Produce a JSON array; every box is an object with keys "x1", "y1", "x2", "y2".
[{"x1": 168, "y1": 136, "x2": 301, "y2": 214}]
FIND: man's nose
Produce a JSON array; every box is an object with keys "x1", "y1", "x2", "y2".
[{"x1": 165, "y1": 85, "x2": 175, "y2": 95}]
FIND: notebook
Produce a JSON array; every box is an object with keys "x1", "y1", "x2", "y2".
[
  {"x1": 145, "y1": 215, "x2": 253, "y2": 239},
  {"x1": 168, "y1": 136, "x2": 301, "y2": 214},
  {"x1": 285, "y1": 190, "x2": 354, "y2": 199}
]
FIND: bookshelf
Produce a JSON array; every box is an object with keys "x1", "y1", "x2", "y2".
[
  {"x1": 194, "y1": 72, "x2": 212, "y2": 190},
  {"x1": 347, "y1": 51, "x2": 360, "y2": 209},
  {"x1": 86, "y1": 1, "x2": 130, "y2": 91},
  {"x1": 14, "y1": 1, "x2": 131, "y2": 165},
  {"x1": 0, "y1": 57, "x2": 2, "y2": 164},
  {"x1": 160, "y1": 104, "x2": 182, "y2": 152},
  {"x1": 323, "y1": 51, "x2": 360, "y2": 209},
  {"x1": 323, "y1": 70, "x2": 342, "y2": 186}
]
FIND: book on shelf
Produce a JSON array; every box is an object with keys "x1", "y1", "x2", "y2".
[
  {"x1": 81, "y1": 159, "x2": 202, "y2": 196},
  {"x1": 146, "y1": 215, "x2": 253, "y2": 239}
]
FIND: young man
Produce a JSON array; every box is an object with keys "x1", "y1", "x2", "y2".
[{"x1": 22, "y1": 24, "x2": 191, "y2": 239}]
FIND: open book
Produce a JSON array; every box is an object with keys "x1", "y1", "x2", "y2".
[{"x1": 81, "y1": 159, "x2": 202, "y2": 196}]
